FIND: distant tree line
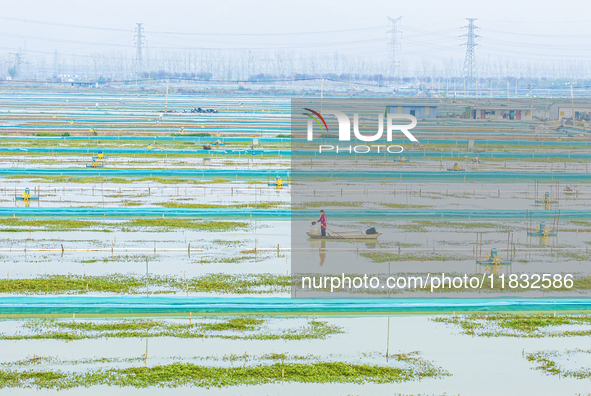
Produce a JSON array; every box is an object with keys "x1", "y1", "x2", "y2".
[{"x1": 2, "y1": 49, "x2": 591, "y2": 83}]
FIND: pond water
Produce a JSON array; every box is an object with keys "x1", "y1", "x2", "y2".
[{"x1": 1, "y1": 315, "x2": 590, "y2": 395}]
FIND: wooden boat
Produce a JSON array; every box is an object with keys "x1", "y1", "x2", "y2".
[
  {"x1": 564, "y1": 186, "x2": 577, "y2": 194},
  {"x1": 306, "y1": 231, "x2": 382, "y2": 240}
]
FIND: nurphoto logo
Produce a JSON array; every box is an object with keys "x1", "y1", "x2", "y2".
[{"x1": 304, "y1": 108, "x2": 418, "y2": 153}]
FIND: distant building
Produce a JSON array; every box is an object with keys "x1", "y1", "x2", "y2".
[
  {"x1": 469, "y1": 106, "x2": 534, "y2": 121},
  {"x1": 549, "y1": 103, "x2": 591, "y2": 120},
  {"x1": 394, "y1": 87, "x2": 419, "y2": 96},
  {"x1": 387, "y1": 104, "x2": 438, "y2": 119},
  {"x1": 58, "y1": 74, "x2": 79, "y2": 82},
  {"x1": 70, "y1": 81, "x2": 98, "y2": 88}
]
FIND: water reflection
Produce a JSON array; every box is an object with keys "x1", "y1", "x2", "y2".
[{"x1": 319, "y1": 240, "x2": 326, "y2": 266}]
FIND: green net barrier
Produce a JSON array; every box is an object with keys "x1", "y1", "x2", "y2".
[
  {"x1": 0, "y1": 296, "x2": 589, "y2": 314},
  {"x1": 0, "y1": 208, "x2": 589, "y2": 220},
  {"x1": 1, "y1": 169, "x2": 590, "y2": 182}
]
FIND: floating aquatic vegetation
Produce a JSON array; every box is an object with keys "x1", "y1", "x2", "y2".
[
  {"x1": 380, "y1": 203, "x2": 432, "y2": 209},
  {"x1": 5, "y1": 318, "x2": 342, "y2": 341},
  {"x1": 0, "y1": 219, "x2": 103, "y2": 232},
  {"x1": 0, "y1": 273, "x2": 290, "y2": 295},
  {"x1": 211, "y1": 239, "x2": 246, "y2": 247},
  {"x1": 1, "y1": 175, "x2": 231, "y2": 184},
  {"x1": 527, "y1": 349, "x2": 591, "y2": 379},
  {"x1": 0, "y1": 352, "x2": 448, "y2": 389},
  {"x1": 80, "y1": 255, "x2": 161, "y2": 264},
  {"x1": 194, "y1": 254, "x2": 269, "y2": 264},
  {"x1": 360, "y1": 252, "x2": 464, "y2": 263},
  {"x1": 123, "y1": 219, "x2": 249, "y2": 231},
  {"x1": 155, "y1": 201, "x2": 284, "y2": 209},
  {"x1": 433, "y1": 313, "x2": 591, "y2": 338},
  {"x1": 293, "y1": 201, "x2": 364, "y2": 209},
  {"x1": 0, "y1": 218, "x2": 249, "y2": 232}
]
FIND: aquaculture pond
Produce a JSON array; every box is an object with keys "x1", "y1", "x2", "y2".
[
  {"x1": 1, "y1": 314, "x2": 591, "y2": 395},
  {"x1": 2, "y1": 88, "x2": 591, "y2": 394}
]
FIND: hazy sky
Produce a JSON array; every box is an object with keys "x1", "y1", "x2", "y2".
[{"x1": 2, "y1": 0, "x2": 591, "y2": 67}]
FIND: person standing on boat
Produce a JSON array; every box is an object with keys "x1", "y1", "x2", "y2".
[{"x1": 318, "y1": 210, "x2": 327, "y2": 237}]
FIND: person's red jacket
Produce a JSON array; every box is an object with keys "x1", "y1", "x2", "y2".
[{"x1": 318, "y1": 213, "x2": 327, "y2": 230}]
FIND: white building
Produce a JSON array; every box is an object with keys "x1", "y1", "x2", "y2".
[
  {"x1": 470, "y1": 106, "x2": 534, "y2": 121},
  {"x1": 549, "y1": 103, "x2": 591, "y2": 120}
]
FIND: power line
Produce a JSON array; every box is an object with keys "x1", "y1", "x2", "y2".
[
  {"x1": 135, "y1": 23, "x2": 144, "y2": 75},
  {"x1": 484, "y1": 28, "x2": 591, "y2": 39},
  {"x1": 461, "y1": 18, "x2": 479, "y2": 88},
  {"x1": 150, "y1": 26, "x2": 387, "y2": 37},
  {"x1": 0, "y1": 30, "x2": 134, "y2": 49},
  {"x1": 0, "y1": 16, "x2": 131, "y2": 32},
  {"x1": 53, "y1": 50, "x2": 58, "y2": 76},
  {"x1": 0, "y1": 16, "x2": 386, "y2": 37},
  {"x1": 479, "y1": 18, "x2": 591, "y2": 24},
  {"x1": 8, "y1": 47, "x2": 26, "y2": 77},
  {"x1": 141, "y1": 37, "x2": 389, "y2": 52},
  {"x1": 387, "y1": 16, "x2": 402, "y2": 78}
]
